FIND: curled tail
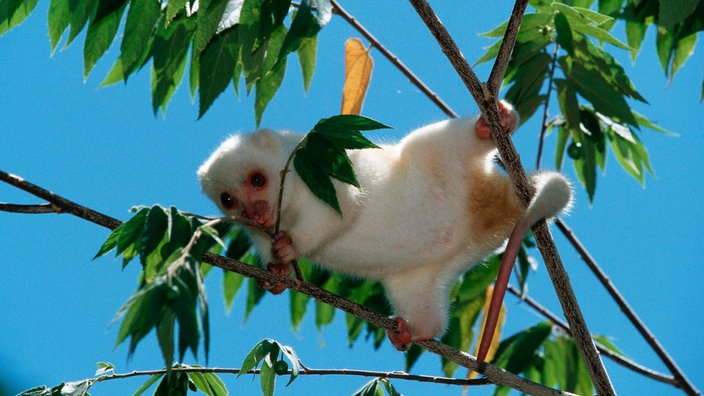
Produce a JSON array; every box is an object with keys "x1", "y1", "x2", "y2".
[{"x1": 476, "y1": 171, "x2": 572, "y2": 364}]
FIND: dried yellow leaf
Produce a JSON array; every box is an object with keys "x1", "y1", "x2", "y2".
[{"x1": 341, "y1": 38, "x2": 373, "y2": 115}]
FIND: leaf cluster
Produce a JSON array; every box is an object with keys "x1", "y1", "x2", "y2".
[
  {"x1": 477, "y1": 0, "x2": 684, "y2": 201},
  {"x1": 95, "y1": 205, "x2": 233, "y2": 369},
  {"x1": 0, "y1": 0, "x2": 330, "y2": 123},
  {"x1": 290, "y1": 115, "x2": 388, "y2": 214}
]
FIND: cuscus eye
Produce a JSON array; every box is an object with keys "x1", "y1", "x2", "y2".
[
  {"x1": 250, "y1": 172, "x2": 266, "y2": 188},
  {"x1": 220, "y1": 192, "x2": 235, "y2": 209}
]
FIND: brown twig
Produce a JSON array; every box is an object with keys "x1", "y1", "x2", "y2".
[
  {"x1": 91, "y1": 365, "x2": 492, "y2": 386},
  {"x1": 406, "y1": 0, "x2": 615, "y2": 394}
]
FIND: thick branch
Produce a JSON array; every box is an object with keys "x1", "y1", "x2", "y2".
[
  {"x1": 406, "y1": 1, "x2": 615, "y2": 394},
  {"x1": 0, "y1": 170, "x2": 568, "y2": 395}
]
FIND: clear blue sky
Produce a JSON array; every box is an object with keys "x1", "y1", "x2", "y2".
[{"x1": 1, "y1": 2, "x2": 702, "y2": 395}]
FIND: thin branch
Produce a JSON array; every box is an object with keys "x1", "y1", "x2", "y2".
[
  {"x1": 0, "y1": 202, "x2": 58, "y2": 213},
  {"x1": 486, "y1": 0, "x2": 530, "y2": 95},
  {"x1": 555, "y1": 219, "x2": 701, "y2": 395},
  {"x1": 0, "y1": 171, "x2": 121, "y2": 230},
  {"x1": 92, "y1": 365, "x2": 491, "y2": 386},
  {"x1": 0, "y1": 170, "x2": 569, "y2": 396},
  {"x1": 506, "y1": 284, "x2": 678, "y2": 386},
  {"x1": 329, "y1": 0, "x2": 459, "y2": 119},
  {"x1": 406, "y1": 1, "x2": 615, "y2": 394}
]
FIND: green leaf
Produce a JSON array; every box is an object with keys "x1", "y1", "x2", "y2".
[
  {"x1": 505, "y1": 52, "x2": 551, "y2": 121},
  {"x1": 555, "y1": 78, "x2": 580, "y2": 129},
  {"x1": 300, "y1": 133, "x2": 359, "y2": 187},
  {"x1": 166, "y1": 0, "x2": 189, "y2": 26},
  {"x1": 195, "y1": 0, "x2": 231, "y2": 52},
  {"x1": 161, "y1": 207, "x2": 193, "y2": 262},
  {"x1": 555, "y1": 123, "x2": 569, "y2": 171},
  {"x1": 570, "y1": 21, "x2": 633, "y2": 51},
  {"x1": 140, "y1": 205, "x2": 169, "y2": 263},
  {"x1": 352, "y1": 379, "x2": 380, "y2": 396},
  {"x1": 379, "y1": 378, "x2": 401, "y2": 396},
  {"x1": 0, "y1": 0, "x2": 39, "y2": 36},
  {"x1": 660, "y1": 0, "x2": 700, "y2": 29},
  {"x1": 492, "y1": 321, "x2": 552, "y2": 375},
  {"x1": 114, "y1": 279, "x2": 168, "y2": 356},
  {"x1": 188, "y1": 367, "x2": 229, "y2": 396},
  {"x1": 151, "y1": 19, "x2": 194, "y2": 113},
  {"x1": 559, "y1": 56, "x2": 638, "y2": 127},
  {"x1": 156, "y1": 309, "x2": 176, "y2": 371},
  {"x1": 298, "y1": 36, "x2": 317, "y2": 91},
  {"x1": 66, "y1": 0, "x2": 95, "y2": 48},
  {"x1": 294, "y1": 148, "x2": 341, "y2": 214},
  {"x1": 457, "y1": 255, "x2": 500, "y2": 301},
  {"x1": 245, "y1": 275, "x2": 266, "y2": 320},
  {"x1": 318, "y1": 114, "x2": 392, "y2": 132},
  {"x1": 48, "y1": 0, "x2": 70, "y2": 51},
  {"x1": 195, "y1": 261, "x2": 211, "y2": 362},
  {"x1": 199, "y1": 26, "x2": 240, "y2": 118},
  {"x1": 554, "y1": 12, "x2": 574, "y2": 56},
  {"x1": 260, "y1": 353, "x2": 276, "y2": 396},
  {"x1": 120, "y1": 0, "x2": 160, "y2": 77},
  {"x1": 223, "y1": 270, "x2": 245, "y2": 310},
  {"x1": 551, "y1": 3, "x2": 614, "y2": 26},
  {"x1": 171, "y1": 265, "x2": 201, "y2": 361},
  {"x1": 571, "y1": 131, "x2": 597, "y2": 202},
  {"x1": 255, "y1": 56, "x2": 287, "y2": 126},
  {"x1": 670, "y1": 32, "x2": 697, "y2": 80},
  {"x1": 83, "y1": 1, "x2": 127, "y2": 79},
  {"x1": 278, "y1": 0, "x2": 321, "y2": 65},
  {"x1": 255, "y1": 24, "x2": 288, "y2": 125},
  {"x1": 201, "y1": 372, "x2": 229, "y2": 396},
  {"x1": 594, "y1": 335, "x2": 624, "y2": 356},
  {"x1": 94, "y1": 207, "x2": 148, "y2": 259},
  {"x1": 572, "y1": 38, "x2": 647, "y2": 103},
  {"x1": 239, "y1": 339, "x2": 280, "y2": 376},
  {"x1": 133, "y1": 373, "x2": 164, "y2": 396}
]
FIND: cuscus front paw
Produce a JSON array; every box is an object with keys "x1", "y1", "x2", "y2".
[{"x1": 272, "y1": 230, "x2": 297, "y2": 264}]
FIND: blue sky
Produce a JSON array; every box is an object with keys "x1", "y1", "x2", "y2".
[{"x1": 1, "y1": 1, "x2": 702, "y2": 395}]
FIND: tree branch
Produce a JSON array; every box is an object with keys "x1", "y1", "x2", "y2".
[
  {"x1": 0, "y1": 169, "x2": 570, "y2": 396},
  {"x1": 91, "y1": 365, "x2": 492, "y2": 386},
  {"x1": 406, "y1": 1, "x2": 616, "y2": 394}
]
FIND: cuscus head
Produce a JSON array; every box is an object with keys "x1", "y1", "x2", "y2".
[{"x1": 198, "y1": 129, "x2": 300, "y2": 230}]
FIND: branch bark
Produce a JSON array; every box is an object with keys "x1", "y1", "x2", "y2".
[
  {"x1": 406, "y1": 1, "x2": 616, "y2": 394},
  {"x1": 0, "y1": 169, "x2": 571, "y2": 396}
]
